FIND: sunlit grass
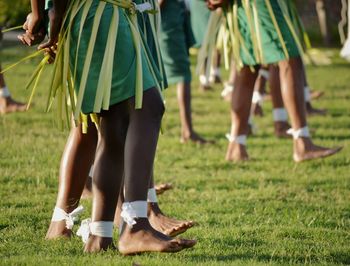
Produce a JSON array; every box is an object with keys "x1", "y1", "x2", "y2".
[{"x1": 0, "y1": 40, "x2": 349, "y2": 265}]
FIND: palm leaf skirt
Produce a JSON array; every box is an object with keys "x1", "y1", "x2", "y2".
[
  {"x1": 0, "y1": 0, "x2": 164, "y2": 130},
  {"x1": 199, "y1": 0, "x2": 304, "y2": 71}
]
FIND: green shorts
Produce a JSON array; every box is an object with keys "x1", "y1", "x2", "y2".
[
  {"x1": 236, "y1": 0, "x2": 300, "y2": 66},
  {"x1": 159, "y1": 0, "x2": 195, "y2": 85},
  {"x1": 190, "y1": 0, "x2": 211, "y2": 47}
]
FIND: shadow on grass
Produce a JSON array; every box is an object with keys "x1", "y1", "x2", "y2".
[{"x1": 187, "y1": 251, "x2": 350, "y2": 265}]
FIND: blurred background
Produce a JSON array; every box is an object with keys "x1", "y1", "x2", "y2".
[{"x1": 0, "y1": 0, "x2": 344, "y2": 46}]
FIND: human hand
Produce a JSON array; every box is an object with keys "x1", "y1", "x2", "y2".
[
  {"x1": 38, "y1": 8, "x2": 63, "y2": 50},
  {"x1": 18, "y1": 13, "x2": 46, "y2": 46}
]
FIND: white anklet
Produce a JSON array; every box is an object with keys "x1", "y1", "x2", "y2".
[
  {"x1": 76, "y1": 219, "x2": 114, "y2": 243},
  {"x1": 121, "y1": 201, "x2": 147, "y2": 227},
  {"x1": 252, "y1": 91, "x2": 264, "y2": 105},
  {"x1": 209, "y1": 67, "x2": 221, "y2": 83},
  {"x1": 273, "y1": 108, "x2": 288, "y2": 122},
  {"x1": 147, "y1": 188, "x2": 158, "y2": 203},
  {"x1": 287, "y1": 126, "x2": 310, "y2": 139},
  {"x1": 226, "y1": 134, "x2": 247, "y2": 145},
  {"x1": 221, "y1": 83, "x2": 234, "y2": 97},
  {"x1": 259, "y1": 69, "x2": 270, "y2": 80},
  {"x1": 199, "y1": 74, "x2": 210, "y2": 86},
  {"x1": 51, "y1": 205, "x2": 84, "y2": 229},
  {"x1": 304, "y1": 86, "x2": 311, "y2": 102},
  {"x1": 0, "y1": 86, "x2": 11, "y2": 98}
]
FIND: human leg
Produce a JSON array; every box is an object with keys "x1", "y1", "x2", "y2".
[
  {"x1": 46, "y1": 119, "x2": 98, "y2": 239},
  {"x1": 269, "y1": 65, "x2": 291, "y2": 138},
  {"x1": 225, "y1": 66, "x2": 257, "y2": 161},
  {"x1": 84, "y1": 101, "x2": 129, "y2": 252},
  {"x1": 278, "y1": 57, "x2": 341, "y2": 162},
  {"x1": 177, "y1": 81, "x2": 208, "y2": 144},
  {"x1": 118, "y1": 88, "x2": 195, "y2": 255}
]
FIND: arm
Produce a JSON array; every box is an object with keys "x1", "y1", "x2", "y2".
[
  {"x1": 38, "y1": 0, "x2": 69, "y2": 49},
  {"x1": 29, "y1": 0, "x2": 46, "y2": 32},
  {"x1": 18, "y1": 0, "x2": 46, "y2": 46}
]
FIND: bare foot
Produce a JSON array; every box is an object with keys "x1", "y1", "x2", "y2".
[
  {"x1": 148, "y1": 203, "x2": 195, "y2": 237},
  {"x1": 274, "y1": 121, "x2": 292, "y2": 138},
  {"x1": 225, "y1": 142, "x2": 249, "y2": 162},
  {"x1": 210, "y1": 75, "x2": 222, "y2": 84},
  {"x1": 155, "y1": 183, "x2": 173, "y2": 195},
  {"x1": 293, "y1": 138, "x2": 342, "y2": 162},
  {"x1": 84, "y1": 235, "x2": 115, "y2": 253},
  {"x1": 0, "y1": 96, "x2": 27, "y2": 114},
  {"x1": 199, "y1": 84, "x2": 213, "y2": 92},
  {"x1": 180, "y1": 131, "x2": 213, "y2": 145},
  {"x1": 306, "y1": 103, "x2": 327, "y2": 116},
  {"x1": 118, "y1": 218, "x2": 196, "y2": 255},
  {"x1": 310, "y1": 90, "x2": 324, "y2": 100},
  {"x1": 81, "y1": 178, "x2": 93, "y2": 199},
  {"x1": 252, "y1": 103, "x2": 264, "y2": 117},
  {"x1": 46, "y1": 221, "x2": 72, "y2": 239}
]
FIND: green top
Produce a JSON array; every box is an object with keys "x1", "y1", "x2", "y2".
[{"x1": 190, "y1": 0, "x2": 211, "y2": 47}]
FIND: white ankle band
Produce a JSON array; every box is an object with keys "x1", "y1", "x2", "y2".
[
  {"x1": 0, "y1": 87, "x2": 11, "y2": 98},
  {"x1": 199, "y1": 74, "x2": 210, "y2": 86},
  {"x1": 209, "y1": 68, "x2": 221, "y2": 83},
  {"x1": 304, "y1": 86, "x2": 311, "y2": 102},
  {"x1": 259, "y1": 69, "x2": 270, "y2": 80},
  {"x1": 51, "y1": 205, "x2": 84, "y2": 229},
  {"x1": 221, "y1": 84, "x2": 234, "y2": 97},
  {"x1": 273, "y1": 108, "x2": 288, "y2": 122},
  {"x1": 252, "y1": 91, "x2": 264, "y2": 105},
  {"x1": 76, "y1": 219, "x2": 114, "y2": 243},
  {"x1": 88, "y1": 165, "x2": 94, "y2": 178},
  {"x1": 287, "y1": 126, "x2": 310, "y2": 139},
  {"x1": 147, "y1": 188, "x2": 158, "y2": 203},
  {"x1": 91, "y1": 221, "x2": 114, "y2": 237},
  {"x1": 210, "y1": 67, "x2": 220, "y2": 77},
  {"x1": 121, "y1": 201, "x2": 147, "y2": 227},
  {"x1": 226, "y1": 134, "x2": 247, "y2": 145}
]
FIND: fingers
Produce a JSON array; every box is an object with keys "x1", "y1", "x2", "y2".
[
  {"x1": 18, "y1": 31, "x2": 45, "y2": 46},
  {"x1": 17, "y1": 33, "x2": 34, "y2": 46},
  {"x1": 38, "y1": 39, "x2": 55, "y2": 50}
]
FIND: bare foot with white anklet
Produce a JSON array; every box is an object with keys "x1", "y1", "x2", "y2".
[
  {"x1": 293, "y1": 138, "x2": 342, "y2": 162},
  {"x1": 274, "y1": 121, "x2": 292, "y2": 138},
  {"x1": 118, "y1": 218, "x2": 196, "y2": 255},
  {"x1": 148, "y1": 203, "x2": 195, "y2": 237},
  {"x1": 46, "y1": 221, "x2": 72, "y2": 239},
  {"x1": 84, "y1": 236, "x2": 115, "y2": 253},
  {"x1": 225, "y1": 142, "x2": 249, "y2": 162}
]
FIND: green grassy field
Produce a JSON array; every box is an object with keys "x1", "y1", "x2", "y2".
[{"x1": 0, "y1": 38, "x2": 349, "y2": 265}]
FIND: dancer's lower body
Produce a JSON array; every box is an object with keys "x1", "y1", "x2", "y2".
[
  {"x1": 84, "y1": 87, "x2": 195, "y2": 254},
  {"x1": 226, "y1": 57, "x2": 341, "y2": 162}
]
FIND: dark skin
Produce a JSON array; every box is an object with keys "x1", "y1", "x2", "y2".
[
  {"x1": 269, "y1": 65, "x2": 291, "y2": 138},
  {"x1": 226, "y1": 57, "x2": 341, "y2": 162},
  {"x1": 25, "y1": 0, "x2": 196, "y2": 253}
]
